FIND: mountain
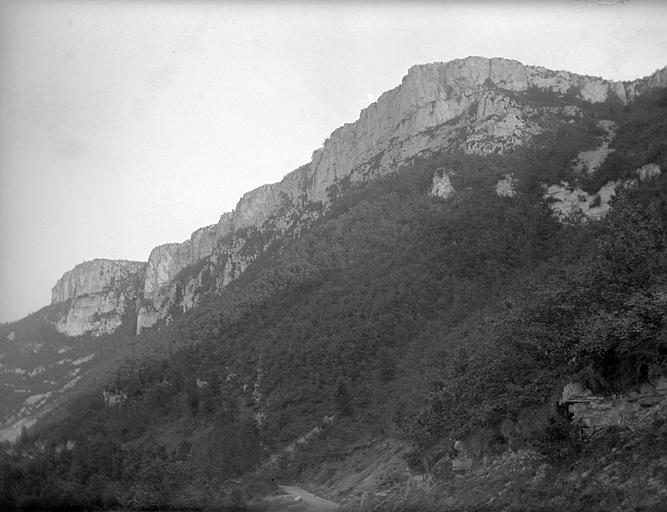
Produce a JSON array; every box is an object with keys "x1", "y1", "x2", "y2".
[
  {"x1": 1, "y1": 57, "x2": 667, "y2": 511},
  {"x1": 43, "y1": 56, "x2": 667, "y2": 339}
]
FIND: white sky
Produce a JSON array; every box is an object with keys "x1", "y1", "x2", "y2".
[{"x1": 1, "y1": 0, "x2": 667, "y2": 323}]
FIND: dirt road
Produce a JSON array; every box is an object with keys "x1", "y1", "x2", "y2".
[{"x1": 277, "y1": 485, "x2": 340, "y2": 511}]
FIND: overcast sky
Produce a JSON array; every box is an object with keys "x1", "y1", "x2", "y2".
[{"x1": 1, "y1": 0, "x2": 666, "y2": 323}]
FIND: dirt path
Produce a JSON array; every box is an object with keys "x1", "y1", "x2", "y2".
[{"x1": 277, "y1": 485, "x2": 341, "y2": 511}]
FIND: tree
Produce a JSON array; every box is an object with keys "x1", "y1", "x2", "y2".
[
  {"x1": 334, "y1": 378, "x2": 353, "y2": 416},
  {"x1": 377, "y1": 346, "x2": 397, "y2": 382}
]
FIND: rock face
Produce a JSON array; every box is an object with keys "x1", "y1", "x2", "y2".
[
  {"x1": 48, "y1": 57, "x2": 667, "y2": 337},
  {"x1": 51, "y1": 260, "x2": 145, "y2": 336},
  {"x1": 637, "y1": 163, "x2": 661, "y2": 181},
  {"x1": 495, "y1": 174, "x2": 518, "y2": 198},
  {"x1": 230, "y1": 58, "x2": 667, "y2": 221},
  {"x1": 51, "y1": 260, "x2": 145, "y2": 304},
  {"x1": 429, "y1": 168, "x2": 456, "y2": 199},
  {"x1": 559, "y1": 379, "x2": 667, "y2": 433},
  {"x1": 135, "y1": 225, "x2": 256, "y2": 334},
  {"x1": 545, "y1": 163, "x2": 663, "y2": 223},
  {"x1": 56, "y1": 292, "x2": 132, "y2": 337},
  {"x1": 545, "y1": 181, "x2": 618, "y2": 222},
  {"x1": 300, "y1": 58, "x2": 666, "y2": 205}
]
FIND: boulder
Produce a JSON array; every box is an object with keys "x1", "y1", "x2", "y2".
[
  {"x1": 560, "y1": 383, "x2": 595, "y2": 405},
  {"x1": 429, "y1": 168, "x2": 455, "y2": 199}
]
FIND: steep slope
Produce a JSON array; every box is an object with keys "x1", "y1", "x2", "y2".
[
  {"x1": 1, "y1": 57, "x2": 666, "y2": 510},
  {"x1": 0, "y1": 304, "x2": 176, "y2": 443},
  {"x1": 4, "y1": 57, "x2": 667, "y2": 437},
  {"x1": 47, "y1": 56, "x2": 667, "y2": 339},
  {"x1": 2, "y1": 80, "x2": 666, "y2": 509}
]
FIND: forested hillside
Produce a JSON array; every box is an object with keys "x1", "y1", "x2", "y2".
[{"x1": 1, "y1": 86, "x2": 666, "y2": 511}]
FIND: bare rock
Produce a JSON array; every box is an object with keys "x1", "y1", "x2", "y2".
[
  {"x1": 51, "y1": 259, "x2": 145, "y2": 304},
  {"x1": 103, "y1": 389, "x2": 127, "y2": 408},
  {"x1": 50, "y1": 58, "x2": 667, "y2": 337},
  {"x1": 562, "y1": 382, "x2": 665, "y2": 433},
  {"x1": 495, "y1": 174, "x2": 518, "y2": 197},
  {"x1": 545, "y1": 181, "x2": 617, "y2": 222},
  {"x1": 50, "y1": 260, "x2": 145, "y2": 336},
  {"x1": 560, "y1": 382, "x2": 594, "y2": 405},
  {"x1": 143, "y1": 243, "x2": 188, "y2": 298},
  {"x1": 574, "y1": 120, "x2": 616, "y2": 174},
  {"x1": 304, "y1": 57, "x2": 639, "y2": 205},
  {"x1": 55, "y1": 291, "x2": 130, "y2": 336},
  {"x1": 637, "y1": 163, "x2": 661, "y2": 181},
  {"x1": 429, "y1": 168, "x2": 455, "y2": 199}
]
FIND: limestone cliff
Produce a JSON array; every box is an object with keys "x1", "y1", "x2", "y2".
[
  {"x1": 136, "y1": 223, "x2": 228, "y2": 333},
  {"x1": 135, "y1": 208, "x2": 310, "y2": 334},
  {"x1": 49, "y1": 57, "x2": 667, "y2": 337},
  {"x1": 51, "y1": 259, "x2": 145, "y2": 304},
  {"x1": 55, "y1": 292, "x2": 134, "y2": 337},
  {"x1": 50, "y1": 260, "x2": 145, "y2": 336},
  {"x1": 229, "y1": 58, "x2": 667, "y2": 227}
]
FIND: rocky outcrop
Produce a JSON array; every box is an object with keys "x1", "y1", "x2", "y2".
[
  {"x1": 51, "y1": 260, "x2": 145, "y2": 336},
  {"x1": 299, "y1": 58, "x2": 667, "y2": 206},
  {"x1": 232, "y1": 165, "x2": 310, "y2": 231},
  {"x1": 135, "y1": 223, "x2": 231, "y2": 333},
  {"x1": 637, "y1": 163, "x2": 661, "y2": 181},
  {"x1": 56, "y1": 292, "x2": 132, "y2": 336},
  {"x1": 545, "y1": 163, "x2": 663, "y2": 223},
  {"x1": 51, "y1": 259, "x2": 145, "y2": 304},
  {"x1": 623, "y1": 65, "x2": 667, "y2": 102},
  {"x1": 495, "y1": 174, "x2": 518, "y2": 198},
  {"x1": 143, "y1": 243, "x2": 191, "y2": 298},
  {"x1": 545, "y1": 181, "x2": 618, "y2": 222},
  {"x1": 559, "y1": 379, "x2": 667, "y2": 433},
  {"x1": 136, "y1": 230, "x2": 251, "y2": 333},
  {"x1": 304, "y1": 58, "x2": 531, "y2": 205},
  {"x1": 429, "y1": 168, "x2": 455, "y2": 199},
  {"x1": 103, "y1": 389, "x2": 127, "y2": 408},
  {"x1": 234, "y1": 58, "x2": 667, "y2": 217},
  {"x1": 135, "y1": 217, "x2": 289, "y2": 334},
  {"x1": 142, "y1": 224, "x2": 219, "y2": 298}
]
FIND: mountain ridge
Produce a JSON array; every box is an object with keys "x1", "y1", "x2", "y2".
[{"x1": 47, "y1": 56, "x2": 667, "y2": 338}]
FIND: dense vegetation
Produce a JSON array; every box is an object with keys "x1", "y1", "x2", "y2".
[
  {"x1": 407, "y1": 178, "x2": 666, "y2": 462},
  {"x1": 1, "y1": 88, "x2": 666, "y2": 510}
]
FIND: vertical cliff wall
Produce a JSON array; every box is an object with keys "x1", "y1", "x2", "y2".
[
  {"x1": 51, "y1": 260, "x2": 145, "y2": 304},
  {"x1": 50, "y1": 260, "x2": 146, "y2": 336},
  {"x1": 48, "y1": 57, "x2": 667, "y2": 337}
]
